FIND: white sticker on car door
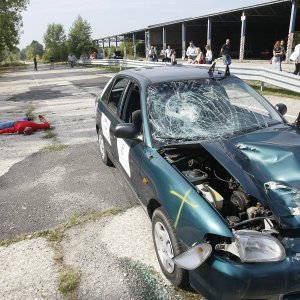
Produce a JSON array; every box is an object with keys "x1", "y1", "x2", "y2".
[
  {"x1": 101, "y1": 113, "x2": 111, "y2": 145},
  {"x1": 117, "y1": 138, "x2": 131, "y2": 177}
]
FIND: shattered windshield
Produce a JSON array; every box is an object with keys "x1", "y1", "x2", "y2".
[{"x1": 147, "y1": 77, "x2": 283, "y2": 146}]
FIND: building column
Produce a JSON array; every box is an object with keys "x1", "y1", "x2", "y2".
[
  {"x1": 239, "y1": 11, "x2": 246, "y2": 62},
  {"x1": 207, "y1": 18, "x2": 212, "y2": 46},
  {"x1": 123, "y1": 35, "x2": 127, "y2": 59},
  {"x1": 145, "y1": 31, "x2": 148, "y2": 57},
  {"x1": 182, "y1": 23, "x2": 186, "y2": 60},
  {"x1": 163, "y1": 27, "x2": 167, "y2": 50},
  {"x1": 286, "y1": 0, "x2": 297, "y2": 62},
  {"x1": 133, "y1": 33, "x2": 137, "y2": 60}
]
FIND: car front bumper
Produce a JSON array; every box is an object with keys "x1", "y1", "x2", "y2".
[{"x1": 189, "y1": 254, "x2": 300, "y2": 300}]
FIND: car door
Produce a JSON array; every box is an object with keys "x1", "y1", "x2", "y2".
[
  {"x1": 115, "y1": 81, "x2": 145, "y2": 197},
  {"x1": 99, "y1": 76, "x2": 130, "y2": 162}
]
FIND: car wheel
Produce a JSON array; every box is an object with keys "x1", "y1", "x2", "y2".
[
  {"x1": 152, "y1": 207, "x2": 188, "y2": 288},
  {"x1": 97, "y1": 130, "x2": 113, "y2": 166}
]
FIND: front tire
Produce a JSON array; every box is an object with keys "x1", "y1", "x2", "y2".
[
  {"x1": 97, "y1": 130, "x2": 113, "y2": 166},
  {"x1": 152, "y1": 207, "x2": 188, "y2": 288}
]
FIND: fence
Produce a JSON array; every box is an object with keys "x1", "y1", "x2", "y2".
[{"x1": 78, "y1": 59, "x2": 300, "y2": 94}]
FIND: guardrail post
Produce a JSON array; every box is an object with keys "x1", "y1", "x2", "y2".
[
  {"x1": 286, "y1": 0, "x2": 297, "y2": 63},
  {"x1": 239, "y1": 11, "x2": 246, "y2": 62},
  {"x1": 260, "y1": 81, "x2": 264, "y2": 91}
]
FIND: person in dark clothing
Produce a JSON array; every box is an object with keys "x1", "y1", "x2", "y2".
[
  {"x1": 33, "y1": 57, "x2": 38, "y2": 70},
  {"x1": 50, "y1": 56, "x2": 55, "y2": 69},
  {"x1": 280, "y1": 40, "x2": 286, "y2": 62},
  {"x1": 220, "y1": 39, "x2": 231, "y2": 65}
]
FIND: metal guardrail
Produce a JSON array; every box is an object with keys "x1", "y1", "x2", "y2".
[{"x1": 79, "y1": 59, "x2": 300, "y2": 94}]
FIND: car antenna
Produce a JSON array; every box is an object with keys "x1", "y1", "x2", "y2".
[
  {"x1": 225, "y1": 64, "x2": 230, "y2": 76},
  {"x1": 208, "y1": 62, "x2": 216, "y2": 75}
]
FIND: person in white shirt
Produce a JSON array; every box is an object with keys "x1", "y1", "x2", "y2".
[
  {"x1": 186, "y1": 41, "x2": 197, "y2": 63},
  {"x1": 291, "y1": 43, "x2": 300, "y2": 75},
  {"x1": 205, "y1": 45, "x2": 213, "y2": 64},
  {"x1": 165, "y1": 45, "x2": 172, "y2": 62}
]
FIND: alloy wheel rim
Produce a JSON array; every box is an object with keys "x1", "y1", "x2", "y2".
[{"x1": 154, "y1": 221, "x2": 175, "y2": 273}]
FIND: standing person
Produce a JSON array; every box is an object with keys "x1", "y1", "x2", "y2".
[
  {"x1": 291, "y1": 42, "x2": 300, "y2": 75},
  {"x1": 50, "y1": 56, "x2": 54, "y2": 69},
  {"x1": 33, "y1": 56, "x2": 37, "y2": 70},
  {"x1": 148, "y1": 46, "x2": 157, "y2": 62},
  {"x1": 171, "y1": 49, "x2": 177, "y2": 65},
  {"x1": 220, "y1": 39, "x2": 231, "y2": 65},
  {"x1": 280, "y1": 40, "x2": 286, "y2": 62},
  {"x1": 160, "y1": 48, "x2": 166, "y2": 62},
  {"x1": 165, "y1": 45, "x2": 172, "y2": 62},
  {"x1": 186, "y1": 41, "x2": 197, "y2": 63},
  {"x1": 205, "y1": 45, "x2": 213, "y2": 64},
  {"x1": 192, "y1": 48, "x2": 204, "y2": 64},
  {"x1": 272, "y1": 41, "x2": 283, "y2": 71}
]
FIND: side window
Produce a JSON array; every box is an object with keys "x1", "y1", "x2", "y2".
[
  {"x1": 100, "y1": 77, "x2": 114, "y2": 104},
  {"x1": 121, "y1": 83, "x2": 143, "y2": 135},
  {"x1": 108, "y1": 78, "x2": 129, "y2": 114}
]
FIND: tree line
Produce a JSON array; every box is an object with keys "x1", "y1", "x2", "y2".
[{"x1": 0, "y1": 1, "x2": 146, "y2": 65}]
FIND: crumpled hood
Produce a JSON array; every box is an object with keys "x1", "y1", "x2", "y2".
[{"x1": 202, "y1": 126, "x2": 300, "y2": 229}]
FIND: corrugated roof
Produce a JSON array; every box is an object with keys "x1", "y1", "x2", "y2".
[{"x1": 98, "y1": 0, "x2": 292, "y2": 40}]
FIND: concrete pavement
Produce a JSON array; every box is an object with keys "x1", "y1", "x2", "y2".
[
  {"x1": 0, "y1": 64, "x2": 203, "y2": 300},
  {"x1": 0, "y1": 63, "x2": 299, "y2": 300}
]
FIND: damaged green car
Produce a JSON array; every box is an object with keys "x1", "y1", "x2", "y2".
[{"x1": 95, "y1": 65, "x2": 300, "y2": 300}]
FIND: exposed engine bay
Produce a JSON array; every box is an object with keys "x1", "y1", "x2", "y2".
[{"x1": 159, "y1": 144, "x2": 280, "y2": 238}]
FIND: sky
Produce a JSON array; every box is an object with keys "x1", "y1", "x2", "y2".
[{"x1": 18, "y1": 0, "x2": 274, "y2": 49}]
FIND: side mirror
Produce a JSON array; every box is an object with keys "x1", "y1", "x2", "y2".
[
  {"x1": 275, "y1": 103, "x2": 287, "y2": 116},
  {"x1": 114, "y1": 123, "x2": 139, "y2": 139}
]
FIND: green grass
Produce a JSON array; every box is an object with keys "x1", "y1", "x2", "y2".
[
  {"x1": 25, "y1": 107, "x2": 35, "y2": 121},
  {"x1": 41, "y1": 128, "x2": 58, "y2": 139},
  {"x1": 42, "y1": 144, "x2": 69, "y2": 152},
  {"x1": 247, "y1": 80, "x2": 300, "y2": 99},
  {"x1": 58, "y1": 269, "x2": 81, "y2": 294}
]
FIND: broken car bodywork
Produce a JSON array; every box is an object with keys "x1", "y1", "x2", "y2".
[{"x1": 95, "y1": 66, "x2": 300, "y2": 300}]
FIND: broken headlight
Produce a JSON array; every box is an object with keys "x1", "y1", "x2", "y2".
[{"x1": 217, "y1": 230, "x2": 286, "y2": 263}]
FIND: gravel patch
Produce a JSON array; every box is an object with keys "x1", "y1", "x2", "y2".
[{"x1": 0, "y1": 237, "x2": 62, "y2": 299}]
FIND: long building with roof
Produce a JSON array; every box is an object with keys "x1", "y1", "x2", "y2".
[{"x1": 94, "y1": 0, "x2": 300, "y2": 61}]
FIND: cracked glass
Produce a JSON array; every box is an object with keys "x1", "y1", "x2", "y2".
[{"x1": 147, "y1": 77, "x2": 283, "y2": 146}]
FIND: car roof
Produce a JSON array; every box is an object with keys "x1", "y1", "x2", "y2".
[{"x1": 118, "y1": 66, "x2": 225, "y2": 86}]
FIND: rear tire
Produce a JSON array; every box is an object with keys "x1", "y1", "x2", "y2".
[
  {"x1": 152, "y1": 207, "x2": 188, "y2": 288},
  {"x1": 97, "y1": 130, "x2": 113, "y2": 166}
]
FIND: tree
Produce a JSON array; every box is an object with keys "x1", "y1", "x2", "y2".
[
  {"x1": 43, "y1": 23, "x2": 68, "y2": 61},
  {"x1": 68, "y1": 16, "x2": 93, "y2": 58},
  {"x1": 0, "y1": 0, "x2": 29, "y2": 53},
  {"x1": 26, "y1": 40, "x2": 44, "y2": 60}
]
